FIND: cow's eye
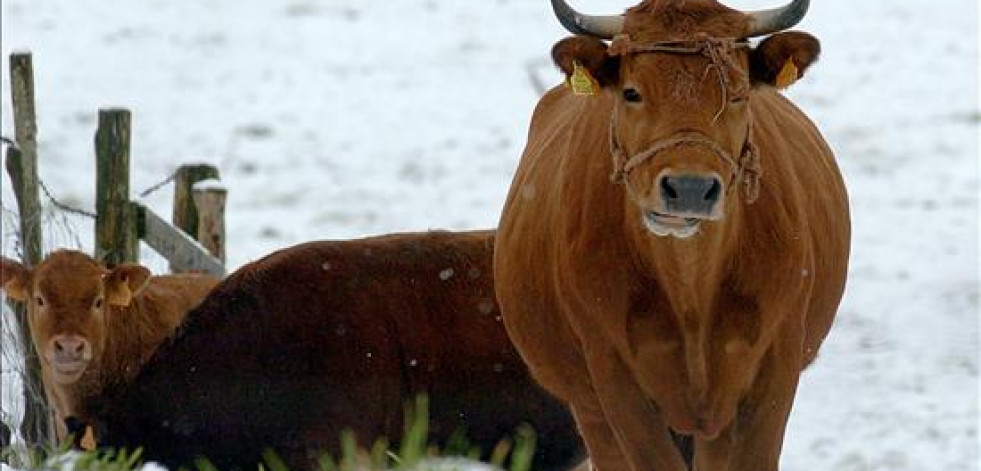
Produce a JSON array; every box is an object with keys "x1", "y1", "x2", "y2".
[
  {"x1": 35, "y1": 296, "x2": 44, "y2": 307},
  {"x1": 622, "y1": 88, "x2": 643, "y2": 103},
  {"x1": 93, "y1": 298, "x2": 103, "y2": 309}
]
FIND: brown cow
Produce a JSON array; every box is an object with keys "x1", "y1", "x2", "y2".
[
  {"x1": 494, "y1": 1, "x2": 850, "y2": 470},
  {"x1": 80, "y1": 230, "x2": 585, "y2": 471},
  {"x1": 0, "y1": 250, "x2": 219, "y2": 442}
]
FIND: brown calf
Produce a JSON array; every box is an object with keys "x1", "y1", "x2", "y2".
[{"x1": 1, "y1": 250, "x2": 219, "y2": 442}]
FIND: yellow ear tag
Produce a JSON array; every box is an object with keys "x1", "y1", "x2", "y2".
[
  {"x1": 775, "y1": 59, "x2": 799, "y2": 89},
  {"x1": 80, "y1": 426, "x2": 97, "y2": 451},
  {"x1": 569, "y1": 61, "x2": 599, "y2": 97}
]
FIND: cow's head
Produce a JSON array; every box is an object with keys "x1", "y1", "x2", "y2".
[
  {"x1": 551, "y1": 0, "x2": 819, "y2": 238},
  {"x1": 1, "y1": 251, "x2": 151, "y2": 385}
]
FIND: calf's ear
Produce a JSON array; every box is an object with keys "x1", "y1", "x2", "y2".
[
  {"x1": 552, "y1": 35, "x2": 621, "y2": 94},
  {"x1": 104, "y1": 264, "x2": 152, "y2": 306},
  {"x1": 749, "y1": 31, "x2": 820, "y2": 89},
  {"x1": 0, "y1": 257, "x2": 30, "y2": 301}
]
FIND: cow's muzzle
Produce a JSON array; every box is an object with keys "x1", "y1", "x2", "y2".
[
  {"x1": 658, "y1": 173, "x2": 724, "y2": 218},
  {"x1": 640, "y1": 171, "x2": 724, "y2": 238},
  {"x1": 47, "y1": 334, "x2": 92, "y2": 383},
  {"x1": 643, "y1": 211, "x2": 702, "y2": 239}
]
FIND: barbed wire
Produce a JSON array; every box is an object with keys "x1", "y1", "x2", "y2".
[
  {"x1": 1, "y1": 199, "x2": 85, "y2": 256},
  {"x1": 2, "y1": 135, "x2": 178, "y2": 221},
  {"x1": 38, "y1": 179, "x2": 97, "y2": 219},
  {"x1": 137, "y1": 170, "x2": 177, "y2": 198},
  {"x1": 2, "y1": 137, "x2": 82, "y2": 445},
  {"x1": 1, "y1": 135, "x2": 170, "y2": 215},
  {"x1": 1, "y1": 136, "x2": 96, "y2": 219}
]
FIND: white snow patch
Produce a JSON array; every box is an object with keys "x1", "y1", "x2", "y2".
[{"x1": 191, "y1": 178, "x2": 226, "y2": 192}]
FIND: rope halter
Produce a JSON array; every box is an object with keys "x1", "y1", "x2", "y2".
[{"x1": 606, "y1": 34, "x2": 762, "y2": 204}]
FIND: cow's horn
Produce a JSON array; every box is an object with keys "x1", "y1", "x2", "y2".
[
  {"x1": 744, "y1": 0, "x2": 810, "y2": 37},
  {"x1": 550, "y1": 0, "x2": 624, "y2": 40}
]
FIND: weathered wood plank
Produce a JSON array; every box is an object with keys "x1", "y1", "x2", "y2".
[
  {"x1": 171, "y1": 164, "x2": 219, "y2": 273},
  {"x1": 6, "y1": 51, "x2": 53, "y2": 447},
  {"x1": 8, "y1": 54, "x2": 42, "y2": 266},
  {"x1": 137, "y1": 204, "x2": 225, "y2": 277},
  {"x1": 94, "y1": 108, "x2": 138, "y2": 266},
  {"x1": 172, "y1": 164, "x2": 219, "y2": 238},
  {"x1": 192, "y1": 180, "x2": 227, "y2": 264}
]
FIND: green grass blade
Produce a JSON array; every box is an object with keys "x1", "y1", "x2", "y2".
[
  {"x1": 195, "y1": 456, "x2": 221, "y2": 471},
  {"x1": 509, "y1": 424, "x2": 536, "y2": 471},
  {"x1": 397, "y1": 394, "x2": 429, "y2": 468},
  {"x1": 262, "y1": 449, "x2": 290, "y2": 471},
  {"x1": 369, "y1": 437, "x2": 390, "y2": 470},
  {"x1": 340, "y1": 430, "x2": 359, "y2": 471},
  {"x1": 317, "y1": 451, "x2": 340, "y2": 471},
  {"x1": 488, "y1": 438, "x2": 511, "y2": 469}
]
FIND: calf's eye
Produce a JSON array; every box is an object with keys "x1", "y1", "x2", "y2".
[
  {"x1": 94, "y1": 298, "x2": 104, "y2": 309},
  {"x1": 623, "y1": 88, "x2": 643, "y2": 103},
  {"x1": 35, "y1": 297, "x2": 44, "y2": 307}
]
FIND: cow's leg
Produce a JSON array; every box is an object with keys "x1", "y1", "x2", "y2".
[
  {"x1": 693, "y1": 427, "x2": 732, "y2": 470},
  {"x1": 583, "y1": 340, "x2": 689, "y2": 471},
  {"x1": 699, "y1": 333, "x2": 802, "y2": 471},
  {"x1": 570, "y1": 398, "x2": 631, "y2": 471}
]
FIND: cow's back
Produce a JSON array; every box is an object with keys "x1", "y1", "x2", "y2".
[{"x1": 88, "y1": 230, "x2": 583, "y2": 471}]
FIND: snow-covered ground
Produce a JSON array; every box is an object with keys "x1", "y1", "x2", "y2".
[{"x1": 1, "y1": 0, "x2": 978, "y2": 469}]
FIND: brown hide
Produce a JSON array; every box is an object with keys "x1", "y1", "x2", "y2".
[
  {"x1": 495, "y1": 1, "x2": 850, "y2": 470},
  {"x1": 81, "y1": 231, "x2": 585, "y2": 471},
  {"x1": 0, "y1": 250, "x2": 219, "y2": 442}
]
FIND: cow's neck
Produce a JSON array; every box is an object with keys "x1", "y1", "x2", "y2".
[
  {"x1": 631, "y1": 210, "x2": 742, "y2": 320},
  {"x1": 101, "y1": 300, "x2": 164, "y2": 383},
  {"x1": 625, "y1": 215, "x2": 743, "y2": 398},
  {"x1": 40, "y1": 362, "x2": 100, "y2": 426}
]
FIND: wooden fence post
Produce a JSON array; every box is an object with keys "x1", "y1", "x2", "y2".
[
  {"x1": 94, "y1": 108, "x2": 138, "y2": 266},
  {"x1": 4, "y1": 51, "x2": 54, "y2": 447},
  {"x1": 192, "y1": 181, "x2": 227, "y2": 264},
  {"x1": 172, "y1": 164, "x2": 219, "y2": 271}
]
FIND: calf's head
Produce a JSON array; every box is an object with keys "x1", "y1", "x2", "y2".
[
  {"x1": 1, "y1": 251, "x2": 150, "y2": 385},
  {"x1": 551, "y1": 0, "x2": 819, "y2": 238}
]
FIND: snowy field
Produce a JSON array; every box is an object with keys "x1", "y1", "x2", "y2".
[{"x1": 1, "y1": 0, "x2": 978, "y2": 470}]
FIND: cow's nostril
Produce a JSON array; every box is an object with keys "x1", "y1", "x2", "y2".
[
  {"x1": 660, "y1": 177, "x2": 679, "y2": 200},
  {"x1": 704, "y1": 179, "x2": 722, "y2": 202},
  {"x1": 54, "y1": 338, "x2": 86, "y2": 358},
  {"x1": 658, "y1": 174, "x2": 723, "y2": 216}
]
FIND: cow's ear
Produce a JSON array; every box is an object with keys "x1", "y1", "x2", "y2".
[
  {"x1": 749, "y1": 31, "x2": 820, "y2": 89},
  {"x1": 104, "y1": 264, "x2": 151, "y2": 306},
  {"x1": 552, "y1": 36, "x2": 621, "y2": 92},
  {"x1": 1, "y1": 257, "x2": 31, "y2": 301}
]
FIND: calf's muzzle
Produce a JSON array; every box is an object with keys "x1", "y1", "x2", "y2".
[{"x1": 51, "y1": 335, "x2": 90, "y2": 364}]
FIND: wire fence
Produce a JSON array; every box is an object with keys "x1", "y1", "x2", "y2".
[
  {"x1": 1, "y1": 198, "x2": 92, "y2": 449},
  {"x1": 2, "y1": 136, "x2": 179, "y2": 223},
  {"x1": 0, "y1": 160, "x2": 188, "y2": 442},
  {"x1": 1, "y1": 126, "x2": 225, "y2": 453},
  {"x1": 0, "y1": 199, "x2": 187, "y2": 455}
]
